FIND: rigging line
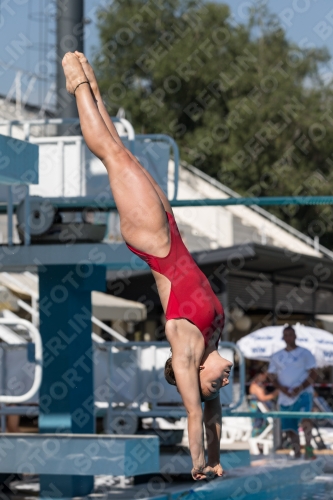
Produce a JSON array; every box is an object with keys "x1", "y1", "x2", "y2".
[
  {"x1": 27, "y1": 0, "x2": 32, "y2": 80},
  {"x1": 39, "y1": 0, "x2": 42, "y2": 107},
  {"x1": 44, "y1": 1, "x2": 48, "y2": 110},
  {"x1": 43, "y1": 0, "x2": 50, "y2": 109},
  {"x1": 41, "y1": 0, "x2": 45, "y2": 112},
  {"x1": 42, "y1": 0, "x2": 50, "y2": 117}
]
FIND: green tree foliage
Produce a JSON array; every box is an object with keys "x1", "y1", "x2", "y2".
[{"x1": 93, "y1": 0, "x2": 333, "y2": 247}]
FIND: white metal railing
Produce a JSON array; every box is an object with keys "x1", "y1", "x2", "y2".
[
  {"x1": 17, "y1": 299, "x2": 39, "y2": 321},
  {"x1": 1, "y1": 272, "x2": 39, "y2": 327},
  {"x1": 0, "y1": 318, "x2": 42, "y2": 403},
  {"x1": 91, "y1": 315, "x2": 127, "y2": 343},
  {"x1": 186, "y1": 164, "x2": 333, "y2": 260},
  {"x1": 7, "y1": 279, "x2": 127, "y2": 343},
  {"x1": 12, "y1": 296, "x2": 126, "y2": 344}
]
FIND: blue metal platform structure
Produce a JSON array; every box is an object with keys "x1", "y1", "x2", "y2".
[{"x1": 0, "y1": 133, "x2": 160, "y2": 498}]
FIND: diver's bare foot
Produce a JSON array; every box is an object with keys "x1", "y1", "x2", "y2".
[
  {"x1": 74, "y1": 51, "x2": 99, "y2": 96},
  {"x1": 62, "y1": 52, "x2": 89, "y2": 95}
]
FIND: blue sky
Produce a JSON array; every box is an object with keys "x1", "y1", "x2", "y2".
[{"x1": 1, "y1": 0, "x2": 333, "y2": 109}]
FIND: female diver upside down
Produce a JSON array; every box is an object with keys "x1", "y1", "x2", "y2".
[{"x1": 62, "y1": 51, "x2": 233, "y2": 481}]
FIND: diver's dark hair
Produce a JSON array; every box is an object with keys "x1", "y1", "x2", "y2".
[
  {"x1": 164, "y1": 353, "x2": 177, "y2": 387},
  {"x1": 164, "y1": 352, "x2": 210, "y2": 402}
]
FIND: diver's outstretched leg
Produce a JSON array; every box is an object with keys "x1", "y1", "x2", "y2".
[
  {"x1": 62, "y1": 52, "x2": 169, "y2": 256},
  {"x1": 74, "y1": 51, "x2": 172, "y2": 215}
]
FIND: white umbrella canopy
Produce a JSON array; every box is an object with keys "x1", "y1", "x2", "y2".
[{"x1": 237, "y1": 323, "x2": 333, "y2": 368}]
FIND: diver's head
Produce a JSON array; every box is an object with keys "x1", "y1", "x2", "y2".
[
  {"x1": 164, "y1": 351, "x2": 232, "y2": 401},
  {"x1": 199, "y1": 350, "x2": 233, "y2": 400}
]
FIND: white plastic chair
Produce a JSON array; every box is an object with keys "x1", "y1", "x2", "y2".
[
  {"x1": 248, "y1": 402, "x2": 274, "y2": 455},
  {"x1": 316, "y1": 428, "x2": 333, "y2": 449},
  {"x1": 221, "y1": 416, "x2": 253, "y2": 444}
]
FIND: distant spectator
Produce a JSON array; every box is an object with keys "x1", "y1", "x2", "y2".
[
  {"x1": 249, "y1": 371, "x2": 278, "y2": 437},
  {"x1": 268, "y1": 325, "x2": 317, "y2": 459}
]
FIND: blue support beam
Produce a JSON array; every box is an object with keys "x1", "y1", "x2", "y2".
[
  {"x1": 1, "y1": 195, "x2": 333, "y2": 216},
  {"x1": 38, "y1": 264, "x2": 106, "y2": 498},
  {"x1": 20, "y1": 195, "x2": 333, "y2": 210},
  {"x1": 224, "y1": 411, "x2": 333, "y2": 419},
  {"x1": 170, "y1": 196, "x2": 333, "y2": 206}
]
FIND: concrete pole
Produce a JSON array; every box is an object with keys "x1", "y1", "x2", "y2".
[{"x1": 56, "y1": 1, "x2": 84, "y2": 134}]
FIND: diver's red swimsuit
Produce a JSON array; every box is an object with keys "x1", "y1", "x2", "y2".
[{"x1": 126, "y1": 211, "x2": 224, "y2": 346}]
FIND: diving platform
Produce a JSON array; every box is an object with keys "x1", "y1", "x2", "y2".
[{"x1": 0, "y1": 434, "x2": 159, "y2": 477}]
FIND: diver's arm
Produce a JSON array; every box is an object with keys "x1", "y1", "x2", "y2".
[
  {"x1": 172, "y1": 354, "x2": 215, "y2": 480},
  {"x1": 204, "y1": 395, "x2": 223, "y2": 475},
  {"x1": 172, "y1": 355, "x2": 205, "y2": 472},
  {"x1": 188, "y1": 407, "x2": 206, "y2": 473}
]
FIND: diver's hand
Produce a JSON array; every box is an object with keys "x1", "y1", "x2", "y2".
[
  {"x1": 209, "y1": 463, "x2": 224, "y2": 477},
  {"x1": 191, "y1": 465, "x2": 216, "y2": 481}
]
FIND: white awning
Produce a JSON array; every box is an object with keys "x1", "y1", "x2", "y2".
[{"x1": 92, "y1": 291, "x2": 147, "y2": 322}]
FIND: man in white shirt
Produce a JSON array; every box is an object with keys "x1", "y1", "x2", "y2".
[{"x1": 268, "y1": 325, "x2": 316, "y2": 459}]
